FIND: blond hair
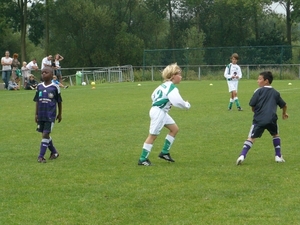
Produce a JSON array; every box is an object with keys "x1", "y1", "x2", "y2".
[{"x1": 162, "y1": 63, "x2": 182, "y2": 81}]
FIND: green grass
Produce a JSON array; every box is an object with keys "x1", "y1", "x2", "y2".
[{"x1": 1, "y1": 79, "x2": 300, "y2": 224}]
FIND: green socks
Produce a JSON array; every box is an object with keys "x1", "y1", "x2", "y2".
[
  {"x1": 139, "y1": 143, "x2": 152, "y2": 161},
  {"x1": 140, "y1": 135, "x2": 175, "y2": 161},
  {"x1": 140, "y1": 149, "x2": 149, "y2": 161},
  {"x1": 234, "y1": 98, "x2": 241, "y2": 108},
  {"x1": 161, "y1": 135, "x2": 175, "y2": 154}
]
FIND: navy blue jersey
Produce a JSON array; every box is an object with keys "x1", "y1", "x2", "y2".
[
  {"x1": 33, "y1": 82, "x2": 62, "y2": 122},
  {"x1": 249, "y1": 86, "x2": 286, "y2": 125}
]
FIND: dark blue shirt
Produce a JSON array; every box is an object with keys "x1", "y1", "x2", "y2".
[
  {"x1": 33, "y1": 83, "x2": 62, "y2": 122},
  {"x1": 249, "y1": 86, "x2": 286, "y2": 126}
]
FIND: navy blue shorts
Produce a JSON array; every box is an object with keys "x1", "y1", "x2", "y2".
[
  {"x1": 248, "y1": 122, "x2": 278, "y2": 138},
  {"x1": 36, "y1": 121, "x2": 54, "y2": 133}
]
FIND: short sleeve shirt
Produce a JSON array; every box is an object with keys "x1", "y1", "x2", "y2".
[
  {"x1": 249, "y1": 86, "x2": 286, "y2": 125},
  {"x1": 26, "y1": 61, "x2": 38, "y2": 70},
  {"x1": 33, "y1": 83, "x2": 62, "y2": 122},
  {"x1": 1, "y1": 57, "x2": 12, "y2": 71},
  {"x1": 41, "y1": 57, "x2": 52, "y2": 70}
]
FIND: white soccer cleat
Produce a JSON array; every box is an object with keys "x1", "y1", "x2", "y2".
[
  {"x1": 275, "y1": 155, "x2": 285, "y2": 163},
  {"x1": 236, "y1": 155, "x2": 245, "y2": 165}
]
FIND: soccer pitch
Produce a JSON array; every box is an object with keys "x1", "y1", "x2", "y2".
[{"x1": 1, "y1": 80, "x2": 300, "y2": 224}]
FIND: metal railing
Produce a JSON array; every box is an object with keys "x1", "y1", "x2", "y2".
[{"x1": 2, "y1": 63, "x2": 299, "y2": 87}]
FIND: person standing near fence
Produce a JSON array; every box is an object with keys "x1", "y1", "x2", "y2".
[
  {"x1": 21, "y1": 61, "x2": 30, "y2": 88},
  {"x1": 224, "y1": 53, "x2": 243, "y2": 111},
  {"x1": 54, "y1": 54, "x2": 64, "y2": 83},
  {"x1": 41, "y1": 55, "x2": 52, "y2": 70},
  {"x1": 1, "y1": 51, "x2": 12, "y2": 90},
  {"x1": 11, "y1": 53, "x2": 20, "y2": 80},
  {"x1": 26, "y1": 58, "x2": 39, "y2": 74}
]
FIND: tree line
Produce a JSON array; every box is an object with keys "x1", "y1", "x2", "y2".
[{"x1": 0, "y1": 0, "x2": 299, "y2": 69}]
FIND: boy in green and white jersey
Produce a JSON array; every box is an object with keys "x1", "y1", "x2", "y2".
[
  {"x1": 224, "y1": 53, "x2": 243, "y2": 111},
  {"x1": 138, "y1": 63, "x2": 191, "y2": 166}
]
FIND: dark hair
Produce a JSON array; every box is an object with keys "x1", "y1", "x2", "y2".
[{"x1": 259, "y1": 71, "x2": 273, "y2": 84}]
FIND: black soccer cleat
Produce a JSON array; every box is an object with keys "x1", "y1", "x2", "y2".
[
  {"x1": 158, "y1": 152, "x2": 175, "y2": 162},
  {"x1": 37, "y1": 157, "x2": 46, "y2": 163},
  {"x1": 49, "y1": 152, "x2": 60, "y2": 160},
  {"x1": 238, "y1": 107, "x2": 243, "y2": 111},
  {"x1": 138, "y1": 158, "x2": 152, "y2": 166}
]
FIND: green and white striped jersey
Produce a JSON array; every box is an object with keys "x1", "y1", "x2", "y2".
[{"x1": 151, "y1": 81, "x2": 190, "y2": 112}]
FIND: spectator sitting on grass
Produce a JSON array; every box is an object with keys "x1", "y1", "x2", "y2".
[
  {"x1": 8, "y1": 77, "x2": 20, "y2": 90},
  {"x1": 52, "y1": 75, "x2": 68, "y2": 89},
  {"x1": 25, "y1": 74, "x2": 38, "y2": 90}
]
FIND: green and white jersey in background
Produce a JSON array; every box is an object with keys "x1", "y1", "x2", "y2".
[{"x1": 151, "y1": 81, "x2": 190, "y2": 112}]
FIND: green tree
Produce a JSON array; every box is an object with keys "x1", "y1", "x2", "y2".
[
  {"x1": 27, "y1": 2, "x2": 45, "y2": 46},
  {"x1": 19, "y1": 0, "x2": 28, "y2": 61},
  {"x1": 1, "y1": 0, "x2": 29, "y2": 61},
  {"x1": 276, "y1": 0, "x2": 300, "y2": 44},
  {"x1": 183, "y1": 27, "x2": 205, "y2": 65},
  {"x1": 0, "y1": 0, "x2": 44, "y2": 62},
  {"x1": 131, "y1": 0, "x2": 169, "y2": 49}
]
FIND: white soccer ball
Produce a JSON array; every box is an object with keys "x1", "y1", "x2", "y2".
[
  {"x1": 288, "y1": 83, "x2": 292, "y2": 85},
  {"x1": 138, "y1": 84, "x2": 141, "y2": 86},
  {"x1": 82, "y1": 82, "x2": 86, "y2": 86}
]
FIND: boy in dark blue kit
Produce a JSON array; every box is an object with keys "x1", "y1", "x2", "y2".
[
  {"x1": 34, "y1": 67, "x2": 62, "y2": 163},
  {"x1": 236, "y1": 71, "x2": 288, "y2": 165}
]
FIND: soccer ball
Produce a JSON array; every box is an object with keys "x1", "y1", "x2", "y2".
[
  {"x1": 82, "y1": 82, "x2": 86, "y2": 86},
  {"x1": 91, "y1": 81, "x2": 95, "y2": 85}
]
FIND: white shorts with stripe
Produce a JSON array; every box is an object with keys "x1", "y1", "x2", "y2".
[{"x1": 149, "y1": 106, "x2": 175, "y2": 135}]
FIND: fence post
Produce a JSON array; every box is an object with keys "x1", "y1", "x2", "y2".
[
  {"x1": 247, "y1": 65, "x2": 249, "y2": 79},
  {"x1": 108, "y1": 67, "x2": 111, "y2": 82},
  {"x1": 69, "y1": 76, "x2": 73, "y2": 86},
  {"x1": 151, "y1": 66, "x2": 154, "y2": 81},
  {"x1": 198, "y1": 66, "x2": 201, "y2": 80}
]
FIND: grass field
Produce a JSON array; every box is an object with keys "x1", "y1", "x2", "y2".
[{"x1": 1, "y1": 79, "x2": 300, "y2": 225}]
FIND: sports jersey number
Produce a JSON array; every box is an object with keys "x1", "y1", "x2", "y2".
[{"x1": 153, "y1": 90, "x2": 163, "y2": 102}]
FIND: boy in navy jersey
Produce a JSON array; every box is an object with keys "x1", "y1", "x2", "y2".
[
  {"x1": 34, "y1": 67, "x2": 62, "y2": 163},
  {"x1": 236, "y1": 71, "x2": 288, "y2": 165}
]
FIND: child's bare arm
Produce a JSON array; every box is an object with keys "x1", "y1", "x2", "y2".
[
  {"x1": 56, "y1": 102, "x2": 62, "y2": 123},
  {"x1": 282, "y1": 105, "x2": 288, "y2": 120}
]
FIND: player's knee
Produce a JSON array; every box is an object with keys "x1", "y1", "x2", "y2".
[{"x1": 172, "y1": 126, "x2": 179, "y2": 135}]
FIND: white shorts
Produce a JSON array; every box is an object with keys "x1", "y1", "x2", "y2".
[
  {"x1": 149, "y1": 107, "x2": 175, "y2": 135},
  {"x1": 227, "y1": 80, "x2": 239, "y2": 92}
]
